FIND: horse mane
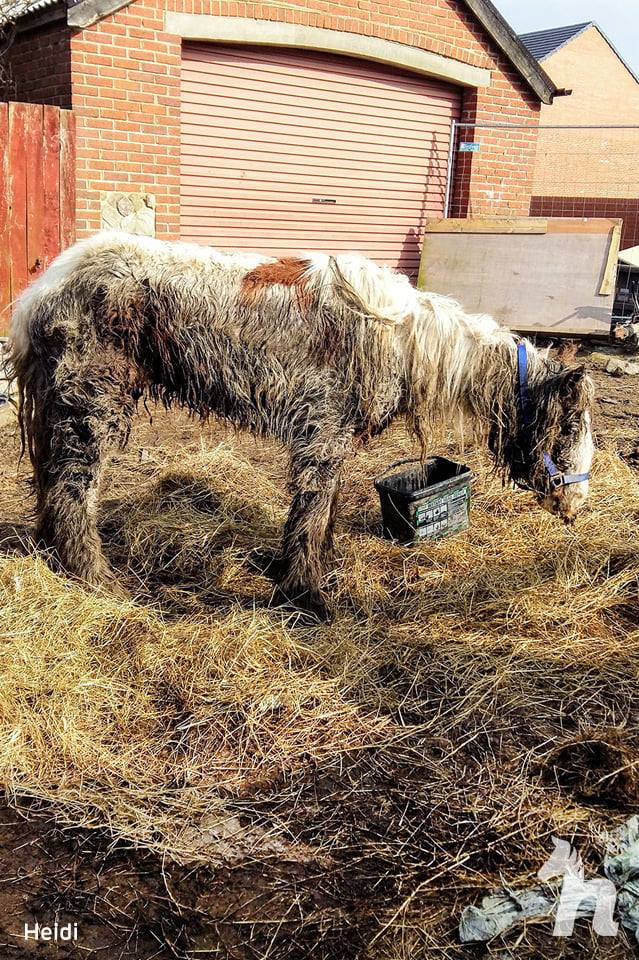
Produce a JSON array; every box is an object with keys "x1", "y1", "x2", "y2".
[
  {"x1": 299, "y1": 254, "x2": 525, "y2": 441},
  {"x1": 304, "y1": 253, "x2": 422, "y2": 327},
  {"x1": 403, "y1": 293, "x2": 593, "y2": 485},
  {"x1": 301, "y1": 255, "x2": 593, "y2": 483}
]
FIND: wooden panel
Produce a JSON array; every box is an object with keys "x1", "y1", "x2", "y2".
[
  {"x1": 25, "y1": 103, "x2": 44, "y2": 281},
  {"x1": 0, "y1": 105, "x2": 10, "y2": 333},
  {"x1": 8, "y1": 102, "x2": 29, "y2": 301},
  {"x1": 599, "y1": 223, "x2": 622, "y2": 296},
  {"x1": 60, "y1": 109, "x2": 76, "y2": 249},
  {"x1": 179, "y1": 44, "x2": 461, "y2": 277},
  {"x1": 418, "y1": 219, "x2": 617, "y2": 336},
  {"x1": 1, "y1": 103, "x2": 75, "y2": 335},
  {"x1": 425, "y1": 217, "x2": 549, "y2": 235},
  {"x1": 546, "y1": 217, "x2": 622, "y2": 235},
  {"x1": 42, "y1": 106, "x2": 61, "y2": 267},
  {"x1": 424, "y1": 217, "x2": 623, "y2": 236}
]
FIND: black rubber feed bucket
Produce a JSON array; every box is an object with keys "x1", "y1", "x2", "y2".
[{"x1": 375, "y1": 457, "x2": 472, "y2": 544}]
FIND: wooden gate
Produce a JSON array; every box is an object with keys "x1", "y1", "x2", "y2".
[{"x1": 0, "y1": 102, "x2": 75, "y2": 335}]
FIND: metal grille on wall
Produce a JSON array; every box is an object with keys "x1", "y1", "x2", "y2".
[{"x1": 444, "y1": 121, "x2": 639, "y2": 322}]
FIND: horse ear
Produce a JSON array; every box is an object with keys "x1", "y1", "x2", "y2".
[{"x1": 557, "y1": 365, "x2": 587, "y2": 404}]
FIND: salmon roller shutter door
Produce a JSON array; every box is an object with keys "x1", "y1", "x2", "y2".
[{"x1": 180, "y1": 43, "x2": 461, "y2": 277}]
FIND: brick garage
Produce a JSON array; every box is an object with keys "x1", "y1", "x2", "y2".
[{"x1": 5, "y1": 0, "x2": 558, "y2": 271}]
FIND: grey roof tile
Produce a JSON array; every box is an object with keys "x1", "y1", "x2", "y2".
[{"x1": 519, "y1": 22, "x2": 591, "y2": 61}]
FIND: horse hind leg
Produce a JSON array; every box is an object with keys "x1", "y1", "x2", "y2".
[{"x1": 33, "y1": 359, "x2": 135, "y2": 585}]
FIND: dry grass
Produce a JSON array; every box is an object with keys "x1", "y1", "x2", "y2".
[{"x1": 0, "y1": 417, "x2": 638, "y2": 957}]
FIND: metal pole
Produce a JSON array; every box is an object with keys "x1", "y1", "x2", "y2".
[
  {"x1": 465, "y1": 122, "x2": 639, "y2": 130},
  {"x1": 444, "y1": 119, "x2": 457, "y2": 218}
]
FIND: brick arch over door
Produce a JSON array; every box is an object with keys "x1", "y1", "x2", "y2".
[{"x1": 179, "y1": 43, "x2": 461, "y2": 276}]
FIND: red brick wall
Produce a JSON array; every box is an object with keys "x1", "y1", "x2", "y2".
[
  {"x1": 4, "y1": 22, "x2": 72, "y2": 107},
  {"x1": 14, "y1": 0, "x2": 543, "y2": 239},
  {"x1": 71, "y1": 0, "x2": 181, "y2": 237},
  {"x1": 454, "y1": 85, "x2": 540, "y2": 217}
]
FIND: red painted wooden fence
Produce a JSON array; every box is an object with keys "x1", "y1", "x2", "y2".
[{"x1": 0, "y1": 102, "x2": 75, "y2": 335}]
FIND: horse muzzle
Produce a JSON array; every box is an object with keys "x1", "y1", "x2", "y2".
[{"x1": 538, "y1": 483, "x2": 589, "y2": 524}]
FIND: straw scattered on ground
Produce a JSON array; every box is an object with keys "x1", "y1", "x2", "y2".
[{"x1": 0, "y1": 413, "x2": 638, "y2": 958}]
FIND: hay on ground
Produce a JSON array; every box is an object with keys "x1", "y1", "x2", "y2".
[{"x1": 0, "y1": 418, "x2": 638, "y2": 957}]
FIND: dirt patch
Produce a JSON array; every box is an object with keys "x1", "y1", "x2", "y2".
[
  {"x1": 578, "y1": 341, "x2": 639, "y2": 466},
  {"x1": 544, "y1": 731, "x2": 639, "y2": 805}
]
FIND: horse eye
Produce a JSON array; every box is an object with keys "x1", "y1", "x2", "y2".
[{"x1": 560, "y1": 418, "x2": 579, "y2": 438}]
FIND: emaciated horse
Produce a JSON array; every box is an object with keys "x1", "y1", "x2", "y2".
[{"x1": 9, "y1": 233, "x2": 594, "y2": 618}]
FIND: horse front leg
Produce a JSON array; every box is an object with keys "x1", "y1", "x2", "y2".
[{"x1": 274, "y1": 433, "x2": 351, "y2": 621}]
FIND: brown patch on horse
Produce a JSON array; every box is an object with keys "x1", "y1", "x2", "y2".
[{"x1": 240, "y1": 258, "x2": 312, "y2": 308}]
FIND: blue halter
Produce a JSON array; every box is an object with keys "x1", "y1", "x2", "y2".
[{"x1": 517, "y1": 342, "x2": 589, "y2": 490}]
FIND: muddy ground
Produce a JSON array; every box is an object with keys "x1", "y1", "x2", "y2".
[
  {"x1": 580, "y1": 348, "x2": 639, "y2": 467},
  {"x1": 0, "y1": 338, "x2": 638, "y2": 959}
]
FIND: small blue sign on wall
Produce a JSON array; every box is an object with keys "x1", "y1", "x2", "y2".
[{"x1": 459, "y1": 142, "x2": 480, "y2": 152}]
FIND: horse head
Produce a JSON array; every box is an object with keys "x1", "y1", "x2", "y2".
[{"x1": 492, "y1": 344, "x2": 594, "y2": 524}]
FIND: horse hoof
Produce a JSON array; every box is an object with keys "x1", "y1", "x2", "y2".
[
  {"x1": 270, "y1": 586, "x2": 332, "y2": 624},
  {"x1": 79, "y1": 564, "x2": 127, "y2": 598},
  {"x1": 246, "y1": 547, "x2": 286, "y2": 580}
]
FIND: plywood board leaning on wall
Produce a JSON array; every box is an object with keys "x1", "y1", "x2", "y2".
[{"x1": 418, "y1": 218, "x2": 622, "y2": 336}]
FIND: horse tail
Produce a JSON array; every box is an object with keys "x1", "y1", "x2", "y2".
[
  {"x1": 8, "y1": 236, "x2": 103, "y2": 471},
  {"x1": 303, "y1": 252, "x2": 421, "y2": 327},
  {"x1": 8, "y1": 281, "x2": 53, "y2": 476}
]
